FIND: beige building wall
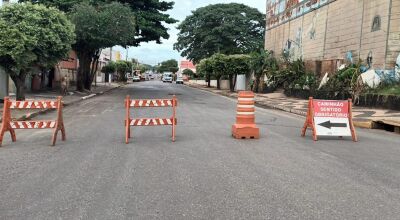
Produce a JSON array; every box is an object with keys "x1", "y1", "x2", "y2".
[
  {"x1": 387, "y1": 0, "x2": 400, "y2": 67},
  {"x1": 265, "y1": 0, "x2": 400, "y2": 70}
]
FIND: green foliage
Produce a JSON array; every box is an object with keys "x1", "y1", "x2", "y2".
[
  {"x1": 266, "y1": 59, "x2": 316, "y2": 90},
  {"x1": 22, "y1": 0, "x2": 178, "y2": 46},
  {"x1": 225, "y1": 55, "x2": 251, "y2": 77},
  {"x1": 174, "y1": 3, "x2": 265, "y2": 63},
  {"x1": 322, "y1": 62, "x2": 363, "y2": 93},
  {"x1": 197, "y1": 58, "x2": 213, "y2": 82},
  {"x1": 101, "y1": 61, "x2": 116, "y2": 74},
  {"x1": 69, "y1": 2, "x2": 136, "y2": 90},
  {"x1": 70, "y1": 2, "x2": 136, "y2": 51},
  {"x1": 182, "y1": 69, "x2": 195, "y2": 78},
  {"x1": 249, "y1": 50, "x2": 278, "y2": 92},
  {"x1": 158, "y1": 59, "x2": 179, "y2": 73},
  {"x1": 115, "y1": 60, "x2": 133, "y2": 82},
  {"x1": 0, "y1": 3, "x2": 75, "y2": 99},
  {"x1": 209, "y1": 53, "x2": 228, "y2": 79}
]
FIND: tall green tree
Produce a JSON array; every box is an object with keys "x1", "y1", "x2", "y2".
[
  {"x1": 69, "y1": 2, "x2": 136, "y2": 91},
  {"x1": 250, "y1": 50, "x2": 278, "y2": 93},
  {"x1": 21, "y1": 0, "x2": 178, "y2": 90},
  {"x1": 0, "y1": 3, "x2": 75, "y2": 100},
  {"x1": 158, "y1": 59, "x2": 179, "y2": 73},
  {"x1": 174, "y1": 3, "x2": 265, "y2": 63},
  {"x1": 225, "y1": 55, "x2": 251, "y2": 92},
  {"x1": 209, "y1": 53, "x2": 228, "y2": 90},
  {"x1": 197, "y1": 58, "x2": 213, "y2": 87}
]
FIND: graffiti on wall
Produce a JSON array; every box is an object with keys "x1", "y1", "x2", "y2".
[{"x1": 266, "y1": 0, "x2": 331, "y2": 29}]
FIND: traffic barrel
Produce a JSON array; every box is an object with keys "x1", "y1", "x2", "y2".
[{"x1": 232, "y1": 91, "x2": 259, "y2": 139}]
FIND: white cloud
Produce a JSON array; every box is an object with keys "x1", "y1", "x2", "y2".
[{"x1": 123, "y1": 0, "x2": 266, "y2": 65}]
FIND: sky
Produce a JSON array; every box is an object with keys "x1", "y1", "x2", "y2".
[{"x1": 116, "y1": 0, "x2": 266, "y2": 66}]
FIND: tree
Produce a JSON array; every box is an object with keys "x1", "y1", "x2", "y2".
[
  {"x1": 182, "y1": 69, "x2": 195, "y2": 78},
  {"x1": 209, "y1": 53, "x2": 228, "y2": 90},
  {"x1": 101, "y1": 61, "x2": 116, "y2": 75},
  {"x1": 197, "y1": 58, "x2": 213, "y2": 87},
  {"x1": 174, "y1": 3, "x2": 265, "y2": 63},
  {"x1": 0, "y1": 3, "x2": 75, "y2": 100},
  {"x1": 69, "y1": 2, "x2": 136, "y2": 91},
  {"x1": 225, "y1": 55, "x2": 251, "y2": 92},
  {"x1": 20, "y1": 1, "x2": 177, "y2": 46},
  {"x1": 250, "y1": 50, "x2": 278, "y2": 93},
  {"x1": 115, "y1": 61, "x2": 133, "y2": 82},
  {"x1": 22, "y1": 0, "x2": 178, "y2": 90},
  {"x1": 158, "y1": 59, "x2": 179, "y2": 73}
]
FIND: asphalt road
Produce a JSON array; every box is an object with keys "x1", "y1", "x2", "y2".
[{"x1": 0, "y1": 81, "x2": 399, "y2": 219}]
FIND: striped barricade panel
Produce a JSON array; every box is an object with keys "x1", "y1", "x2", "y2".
[
  {"x1": 10, "y1": 100, "x2": 58, "y2": 109},
  {"x1": 129, "y1": 118, "x2": 177, "y2": 126},
  {"x1": 9, "y1": 121, "x2": 57, "y2": 129},
  {"x1": 129, "y1": 99, "x2": 177, "y2": 108}
]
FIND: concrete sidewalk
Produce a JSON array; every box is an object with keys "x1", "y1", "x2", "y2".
[
  {"x1": 187, "y1": 82, "x2": 400, "y2": 132},
  {"x1": 0, "y1": 83, "x2": 121, "y2": 124}
]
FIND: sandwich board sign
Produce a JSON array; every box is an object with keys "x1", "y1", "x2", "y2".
[{"x1": 301, "y1": 97, "x2": 357, "y2": 141}]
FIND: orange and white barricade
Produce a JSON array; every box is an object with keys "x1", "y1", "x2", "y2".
[
  {"x1": 301, "y1": 97, "x2": 357, "y2": 141},
  {"x1": 0, "y1": 97, "x2": 66, "y2": 146},
  {"x1": 232, "y1": 91, "x2": 260, "y2": 139},
  {"x1": 125, "y1": 95, "x2": 177, "y2": 143}
]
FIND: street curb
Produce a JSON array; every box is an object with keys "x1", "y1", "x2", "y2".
[
  {"x1": 186, "y1": 83, "x2": 374, "y2": 130},
  {"x1": 0, "y1": 85, "x2": 121, "y2": 123}
]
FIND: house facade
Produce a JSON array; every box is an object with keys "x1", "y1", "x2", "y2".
[{"x1": 265, "y1": 0, "x2": 400, "y2": 74}]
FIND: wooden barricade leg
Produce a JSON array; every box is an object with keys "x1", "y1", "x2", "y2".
[
  {"x1": 0, "y1": 97, "x2": 16, "y2": 146},
  {"x1": 172, "y1": 95, "x2": 176, "y2": 142},
  {"x1": 52, "y1": 97, "x2": 66, "y2": 146},
  {"x1": 348, "y1": 99, "x2": 358, "y2": 142},
  {"x1": 125, "y1": 95, "x2": 130, "y2": 144},
  {"x1": 301, "y1": 98, "x2": 312, "y2": 137},
  {"x1": 301, "y1": 97, "x2": 317, "y2": 141}
]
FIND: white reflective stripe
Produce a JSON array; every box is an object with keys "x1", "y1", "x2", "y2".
[
  {"x1": 10, "y1": 102, "x2": 16, "y2": 108},
  {"x1": 237, "y1": 112, "x2": 255, "y2": 115},
  {"x1": 166, "y1": 119, "x2": 172, "y2": 124},
  {"x1": 152, "y1": 100, "x2": 158, "y2": 106},
  {"x1": 167, "y1": 100, "x2": 172, "y2": 106},
  {"x1": 138, "y1": 119, "x2": 143, "y2": 126},
  {"x1": 159, "y1": 119, "x2": 164, "y2": 125},
  {"x1": 152, "y1": 119, "x2": 157, "y2": 125},
  {"x1": 10, "y1": 123, "x2": 17, "y2": 129},
  {"x1": 34, "y1": 101, "x2": 40, "y2": 108},
  {"x1": 50, "y1": 121, "x2": 56, "y2": 128},
  {"x1": 18, "y1": 102, "x2": 25, "y2": 108},
  {"x1": 238, "y1": 98, "x2": 254, "y2": 101},
  {"x1": 139, "y1": 100, "x2": 143, "y2": 106},
  {"x1": 145, "y1": 119, "x2": 151, "y2": 126},
  {"x1": 237, "y1": 105, "x2": 254, "y2": 108},
  {"x1": 18, "y1": 122, "x2": 24, "y2": 128},
  {"x1": 41, "y1": 122, "x2": 47, "y2": 128}
]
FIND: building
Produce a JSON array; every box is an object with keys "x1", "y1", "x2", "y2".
[{"x1": 265, "y1": 0, "x2": 400, "y2": 74}]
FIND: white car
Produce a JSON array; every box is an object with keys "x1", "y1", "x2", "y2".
[
  {"x1": 176, "y1": 77, "x2": 184, "y2": 84},
  {"x1": 132, "y1": 75, "x2": 141, "y2": 82},
  {"x1": 162, "y1": 73, "x2": 173, "y2": 83}
]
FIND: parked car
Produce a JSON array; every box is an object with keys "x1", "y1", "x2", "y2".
[
  {"x1": 132, "y1": 75, "x2": 141, "y2": 82},
  {"x1": 176, "y1": 76, "x2": 184, "y2": 84}
]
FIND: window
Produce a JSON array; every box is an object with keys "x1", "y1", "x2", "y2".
[{"x1": 372, "y1": 15, "x2": 381, "y2": 32}]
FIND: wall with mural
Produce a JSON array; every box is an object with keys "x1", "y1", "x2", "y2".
[{"x1": 265, "y1": 0, "x2": 399, "y2": 71}]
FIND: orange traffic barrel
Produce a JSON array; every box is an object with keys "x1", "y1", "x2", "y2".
[{"x1": 232, "y1": 91, "x2": 259, "y2": 139}]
